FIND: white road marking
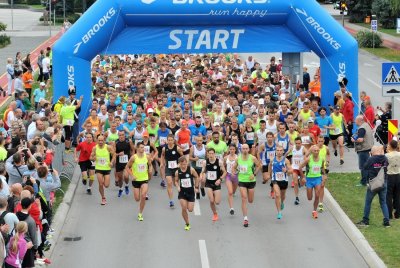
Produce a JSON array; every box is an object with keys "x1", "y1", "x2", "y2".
[
  {"x1": 199, "y1": 240, "x2": 210, "y2": 268},
  {"x1": 363, "y1": 63, "x2": 374, "y2": 67},
  {"x1": 194, "y1": 199, "x2": 201, "y2": 216},
  {"x1": 367, "y1": 78, "x2": 381, "y2": 89}
]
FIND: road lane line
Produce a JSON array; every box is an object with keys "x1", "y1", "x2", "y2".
[
  {"x1": 199, "y1": 240, "x2": 210, "y2": 268},
  {"x1": 194, "y1": 199, "x2": 201, "y2": 216},
  {"x1": 366, "y1": 78, "x2": 381, "y2": 89}
]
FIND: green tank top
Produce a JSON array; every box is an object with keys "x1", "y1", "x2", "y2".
[
  {"x1": 147, "y1": 126, "x2": 159, "y2": 146},
  {"x1": 95, "y1": 145, "x2": 111, "y2": 171},
  {"x1": 193, "y1": 102, "x2": 203, "y2": 113},
  {"x1": 132, "y1": 154, "x2": 149, "y2": 181},
  {"x1": 319, "y1": 145, "x2": 327, "y2": 169},
  {"x1": 299, "y1": 109, "x2": 311, "y2": 124},
  {"x1": 107, "y1": 130, "x2": 118, "y2": 143},
  {"x1": 330, "y1": 113, "x2": 343, "y2": 135},
  {"x1": 237, "y1": 154, "x2": 254, "y2": 183},
  {"x1": 307, "y1": 155, "x2": 323, "y2": 178}
]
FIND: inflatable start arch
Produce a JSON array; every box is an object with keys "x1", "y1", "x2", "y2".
[{"x1": 53, "y1": 0, "x2": 358, "y2": 118}]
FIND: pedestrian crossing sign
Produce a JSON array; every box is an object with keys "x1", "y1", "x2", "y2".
[{"x1": 382, "y1": 63, "x2": 400, "y2": 96}]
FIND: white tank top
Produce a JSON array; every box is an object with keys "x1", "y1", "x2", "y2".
[
  {"x1": 266, "y1": 120, "x2": 277, "y2": 135},
  {"x1": 256, "y1": 129, "x2": 267, "y2": 146},
  {"x1": 134, "y1": 128, "x2": 145, "y2": 144},
  {"x1": 192, "y1": 144, "x2": 206, "y2": 169},
  {"x1": 226, "y1": 156, "x2": 237, "y2": 174},
  {"x1": 292, "y1": 146, "x2": 305, "y2": 170}
]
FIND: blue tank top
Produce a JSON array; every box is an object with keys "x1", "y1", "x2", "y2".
[
  {"x1": 276, "y1": 134, "x2": 290, "y2": 154},
  {"x1": 262, "y1": 142, "x2": 276, "y2": 166},
  {"x1": 279, "y1": 111, "x2": 288, "y2": 123},
  {"x1": 157, "y1": 129, "x2": 170, "y2": 148},
  {"x1": 272, "y1": 157, "x2": 287, "y2": 182}
]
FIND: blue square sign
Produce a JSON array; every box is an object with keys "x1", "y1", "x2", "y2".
[{"x1": 382, "y1": 62, "x2": 400, "y2": 96}]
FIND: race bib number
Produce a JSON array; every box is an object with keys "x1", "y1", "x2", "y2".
[
  {"x1": 119, "y1": 155, "x2": 128, "y2": 163},
  {"x1": 321, "y1": 128, "x2": 327, "y2": 136},
  {"x1": 227, "y1": 162, "x2": 234, "y2": 173},
  {"x1": 275, "y1": 172, "x2": 285, "y2": 181},
  {"x1": 181, "y1": 178, "x2": 192, "y2": 188},
  {"x1": 196, "y1": 159, "x2": 205, "y2": 168},
  {"x1": 312, "y1": 165, "x2": 321, "y2": 174},
  {"x1": 239, "y1": 165, "x2": 248, "y2": 174},
  {"x1": 207, "y1": 171, "x2": 217, "y2": 180},
  {"x1": 293, "y1": 157, "x2": 301, "y2": 166},
  {"x1": 159, "y1": 137, "x2": 167, "y2": 146},
  {"x1": 181, "y1": 143, "x2": 189, "y2": 151},
  {"x1": 301, "y1": 136, "x2": 310, "y2": 144},
  {"x1": 335, "y1": 128, "x2": 341, "y2": 135},
  {"x1": 97, "y1": 157, "x2": 107, "y2": 166},
  {"x1": 144, "y1": 146, "x2": 150, "y2": 154},
  {"x1": 138, "y1": 163, "x2": 146, "y2": 172},
  {"x1": 168, "y1": 160, "x2": 178, "y2": 169},
  {"x1": 246, "y1": 132, "x2": 254, "y2": 140},
  {"x1": 65, "y1": 119, "x2": 74, "y2": 126},
  {"x1": 267, "y1": 151, "x2": 275, "y2": 160}
]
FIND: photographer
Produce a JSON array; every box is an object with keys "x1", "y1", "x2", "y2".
[
  {"x1": 375, "y1": 102, "x2": 392, "y2": 145},
  {"x1": 5, "y1": 147, "x2": 34, "y2": 185}
]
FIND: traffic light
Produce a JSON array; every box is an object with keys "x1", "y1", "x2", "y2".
[{"x1": 340, "y1": 1, "x2": 347, "y2": 14}]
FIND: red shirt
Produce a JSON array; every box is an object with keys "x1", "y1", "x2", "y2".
[
  {"x1": 364, "y1": 106, "x2": 375, "y2": 129},
  {"x1": 15, "y1": 201, "x2": 42, "y2": 232},
  {"x1": 343, "y1": 99, "x2": 354, "y2": 123},
  {"x1": 76, "y1": 141, "x2": 96, "y2": 162},
  {"x1": 175, "y1": 128, "x2": 191, "y2": 150},
  {"x1": 309, "y1": 125, "x2": 321, "y2": 141}
]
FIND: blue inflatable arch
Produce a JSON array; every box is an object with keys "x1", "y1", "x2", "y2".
[{"x1": 53, "y1": 0, "x2": 358, "y2": 119}]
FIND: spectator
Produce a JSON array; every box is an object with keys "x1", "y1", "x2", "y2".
[
  {"x1": 357, "y1": 146, "x2": 390, "y2": 228},
  {"x1": 375, "y1": 102, "x2": 392, "y2": 145},
  {"x1": 5, "y1": 149, "x2": 32, "y2": 185},
  {"x1": 359, "y1": 91, "x2": 369, "y2": 115},
  {"x1": 302, "y1": 67, "x2": 310, "y2": 91},
  {"x1": 22, "y1": 67, "x2": 33, "y2": 100},
  {"x1": 385, "y1": 139, "x2": 400, "y2": 220},
  {"x1": 13, "y1": 71, "x2": 24, "y2": 99},
  {"x1": 37, "y1": 50, "x2": 45, "y2": 82},
  {"x1": 0, "y1": 164, "x2": 10, "y2": 198},
  {"x1": 7, "y1": 184, "x2": 22, "y2": 213},
  {"x1": 308, "y1": 74, "x2": 321, "y2": 98},
  {"x1": 363, "y1": 98, "x2": 375, "y2": 129},
  {"x1": 42, "y1": 53, "x2": 51, "y2": 83},
  {"x1": 0, "y1": 197, "x2": 19, "y2": 237},
  {"x1": 5, "y1": 221, "x2": 29, "y2": 268},
  {"x1": 21, "y1": 53, "x2": 31, "y2": 73},
  {"x1": 6, "y1": 58, "x2": 14, "y2": 97},
  {"x1": 33, "y1": 82, "x2": 46, "y2": 110}
]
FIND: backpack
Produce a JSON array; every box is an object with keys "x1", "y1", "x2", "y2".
[{"x1": 0, "y1": 210, "x2": 13, "y2": 246}]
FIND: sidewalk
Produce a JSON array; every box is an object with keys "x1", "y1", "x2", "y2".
[{"x1": 342, "y1": 20, "x2": 400, "y2": 50}]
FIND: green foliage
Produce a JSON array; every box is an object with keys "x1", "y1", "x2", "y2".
[
  {"x1": 26, "y1": 0, "x2": 41, "y2": 4},
  {"x1": 347, "y1": 0, "x2": 374, "y2": 23},
  {"x1": 372, "y1": 0, "x2": 396, "y2": 29},
  {"x1": 7, "y1": 0, "x2": 25, "y2": 4},
  {"x1": 39, "y1": 13, "x2": 81, "y2": 23},
  {"x1": 0, "y1": 22, "x2": 6, "y2": 32},
  {"x1": 356, "y1": 30, "x2": 383, "y2": 48},
  {"x1": 390, "y1": 0, "x2": 400, "y2": 14},
  {"x1": 0, "y1": 35, "x2": 11, "y2": 48}
]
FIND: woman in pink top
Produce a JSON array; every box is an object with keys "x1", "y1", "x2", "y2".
[{"x1": 5, "y1": 221, "x2": 30, "y2": 268}]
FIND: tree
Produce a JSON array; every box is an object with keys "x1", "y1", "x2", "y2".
[
  {"x1": 390, "y1": 0, "x2": 400, "y2": 14},
  {"x1": 372, "y1": 0, "x2": 395, "y2": 28},
  {"x1": 347, "y1": 0, "x2": 374, "y2": 23}
]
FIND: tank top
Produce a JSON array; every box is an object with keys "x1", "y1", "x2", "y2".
[
  {"x1": 244, "y1": 127, "x2": 255, "y2": 145},
  {"x1": 301, "y1": 134, "x2": 313, "y2": 145},
  {"x1": 107, "y1": 130, "x2": 119, "y2": 143},
  {"x1": 297, "y1": 98, "x2": 306, "y2": 109},
  {"x1": 133, "y1": 127, "x2": 145, "y2": 145},
  {"x1": 272, "y1": 157, "x2": 287, "y2": 182},
  {"x1": 299, "y1": 109, "x2": 311, "y2": 124},
  {"x1": 132, "y1": 154, "x2": 148, "y2": 181},
  {"x1": 237, "y1": 154, "x2": 254, "y2": 183},
  {"x1": 205, "y1": 124, "x2": 213, "y2": 138},
  {"x1": 193, "y1": 102, "x2": 203, "y2": 114},
  {"x1": 228, "y1": 125, "x2": 241, "y2": 144},
  {"x1": 147, "y1": 126, "x2": 159, "y2": 145},
  {"x1": 319, "y1": 145, "x2": 328, "y2": 169},
  {"x1": 178, "y1": 167, "x2": 194, "y2": 190},
  {"x1": 266, "y1": 120, "x2": 277, "y2": 135},
  {"x1": 226, "y1": 156, "x2": 237, "y2": 174},
  {"x1": 278, "y1": 111, "x2": 289, "y2": 124},
  {"x1": 292, "y1": 146, "x2": 305, "y2": 170},
  {"x1": 116, "y1": 140, "x2": 131, "y2": 165},
  {"x1": 213, "y1": 112, "x2": 224, "y2": 124},
  {"x1": 192, "y1": 144, "x2": 206, "y2": 170},
  {"x1": 165, "y1": 145, "x2": 180, "y2": 170},
  {"x1": 157, "y1": 129, "x2": 169, "y2": 148},
  {"x1": 307, "y1": 156, "x2": 323, "y2": 178},
  {"x1": 206, "y1": 158, "x2": 222, "y2": 181},
  {"x1": 330, "y1": 113, "x2": 343, "y2": 135},
  {"x1": 256, "y1": 129, "x2": 267, "y2": 146},
  {"x1": 262, "y1": 142, "x2": 276, "y2": 166},
  {"x1": 276, "y1": 133, "x2": 290, "y2": 153},
  {"x1": 95, "y1": 145, "x2": 111, "y2": 171},
  {"x1": 143, "y1": 140, "x2": 154, "y2": 155},
  {"x1": 88, "y1": 116, "x2": 101, "y2": 133}
]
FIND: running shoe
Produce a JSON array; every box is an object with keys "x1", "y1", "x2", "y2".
[
  {"x1": 281, "y1": 202, "x2": 284, "y2": 211},
  {"x1": 196, "y1": 192, "x2": 200, "y2": 200},
  {"x1": 154, "y1": 171, "x2": 158, "y2": 176},
  {"x1": 356, "y1": 220, "x2": 369, "y2": 227},
  {"x1": 118, "y1": 189, "x2": 123, "y2": 198},
  {"x1": 201, "y1": 187, "x2": 205, "y2": 197},
  {"x1": 340, "y1": 159, "x2": 344, "y2": 165},
  {"x1": 160, "y1": 180, "x2": 166, "y2": 188},
  {"x1": 277, "y1": 212, "x2": 282, "y2": 219},
  {"x1": 230, "y1": 208, "x2": 235, "y2": 215},
  {"x1": 294, "y1": 197, "x2": 300, "y2": 205},
  {"x1": 318, "y1": 203, "x2": 324, "y2": 212},
  {"x1": 82, "y1": 179, "x2": 87, "y2": 185},
  {"x1": 101, "y1": 198, "x2": 107, "y2": 206},
  {"x1": 86, "y1": 188, "x2": 92, "y2": 195},
  {"x1": 212, "y1": 213, "x2": 219, "y2": 221},
  {"x1": 48, "y1": 227, "x2": 55, "y2": 234},
  {"x1": 334, "y1": 150, "x2": 338, "y2": 157},
  {"x1": 169, "y1": 201, "x2": 174, "y2": 208},
  {"x1": 243, "y1": 219, "x2": 249, "y2": 227},
  {"x1": 383, "y1": 222, "x2": 391, "y2": 228},
  {"x1": 138, "y1": 213, "x2": 144, "y2": 221},
  {"x1": 184, "y1": 224, "x2": 191, "y2": 231},
  {"x1": 125, "y1": 186, "x2": 130, "y2": 195},
  {"x1": 270, "y1": 191, "x2": 275, "y2": 199},
  {"x1": 291, "y1": 181, "x2": 294, "y2": 188},
  {"x1": 312, "y1": 210, "x2": 318, "y2": 219},
  {"x1": 43, "y1": 258, "x2": 51, "y2": 264}
]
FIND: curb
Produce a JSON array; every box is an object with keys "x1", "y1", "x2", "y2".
[
  {"x1": 324, "y1": 189, "x2": 387, "y2": 268},
  {"x1": 47, "y1": 164, "x2": 81, "y2": 259}
]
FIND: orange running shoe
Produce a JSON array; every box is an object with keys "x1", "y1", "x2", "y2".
[
  {"x1": 212, "y1": 213, "x2": 219, "y2": 221},
  {"x1": 312, "y1": 210, "x2": 318, "y2": 219}
]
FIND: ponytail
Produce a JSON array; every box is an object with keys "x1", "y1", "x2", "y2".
[{"x1": 11, "y1": 232, "x2": 20, "y2": 253}]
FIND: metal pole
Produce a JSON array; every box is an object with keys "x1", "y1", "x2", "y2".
[
  {"x1": 63, "y1": 0, "x2": 65, "y2": 22},
  {"x1": 49, "y1": 0, "x2": 52, "y2": 36},
  {"x1": 392, "y1": 96, "x2": 395, "y2": 119},
  {"x1": 53, "y1": 5, "x2": 55, "y2": 29},
  {"x1": 11, "y1": 0, "x2": 13, "y2": 30},
  {"x1": 373, "y1": 31, "x2": 375, "y2": 49},
  {"x1": 342, "y1": 12, "x2": 344, "y2": 27}
]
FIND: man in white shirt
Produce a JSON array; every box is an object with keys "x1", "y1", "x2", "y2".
[
  {"x1": 42, "y1": 53, "x2": 51, "y2": 83},
  {"x1": 6, "y1": 101, "x2": 16, "y2": 128},
  {"x1": 27, "y1": 113, "x2": 40, "y2": 141}
]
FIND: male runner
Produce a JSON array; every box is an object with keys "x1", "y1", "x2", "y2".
[
  {"x1": 74, "y1": 132, "x2": 96, "y2": 194},
  {"x1": 114, "y1": 130, "x2": 134, "y2": 197},
  {"x1": 291, "y1": 137, "x2": 307, "y2": 205},
  {"x1": 257, "y1": 132, "x2": 276, "y2": 198},
  {"x1": 189, "y1": 135, "x2": 206, "y2": 199}
]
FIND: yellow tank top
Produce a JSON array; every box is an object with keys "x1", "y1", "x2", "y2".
[
  {"x1": 132, "y1": 154, "x2": 149, "y2": 181},
  {"x1": 95, "y1": 145, "x2": 111, "y2": 171},
  {"x1": 299, "y1": 109, "x2": 311, "y2": 123},
  {"x1": 319, "y1": 145, "x2": 328, "y2": 169},
  {"x1": 330, "y1": 113, "x2": 343, "y2": 135}
]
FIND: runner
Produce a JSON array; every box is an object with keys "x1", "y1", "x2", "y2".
[
  {"x1": 90, "y1": 134, "x2": 116, "y2": 205},
  {"x1": 175, "y1": 120, "x2": 191, "y2": 160},
  {"x1": 206, "y1": 131, "x2": 228, "y2": 161},
  {"x1": 126, "y1": 142, "x2": 153, "y2": 221},
  {"x1": 74, "y1": 132, "x2": 96, "y2": 194},
  {"x1": 161, "y1": 134, "x2": 183, "y2": 208},
  {"x1": 257, "y1": 132, "x2": 276, "y2": 198},
  {"x1": 233, "y1": 144, "x2": 261, "y2": 227},
  {"x1": 189, "y1": 135, "x2": 206, "y2": 199},
  {"x1": 157, "y1": 122, "x2": 171, "y2": 188},
  {"x1": 329, "y1": 105, "x2": 345, "y2": 165},
  {"x1": 242, "y1": 119, "x2": 256, "y2": 155},
  {"x1": 114, "y1": 130, "x2": 135, "y2": 197},
  {"x1": 291, "y1": 137, "x2": 307, "y2": 205},
  {"x1": 224, "y1": 144, "x2": 239, "y2": 215},
  {"x1": 175, "y1": 156, "x2": 200, "y2": 231},
  {"x1": 314, "y1": 107, "x2": 333, "y2": 146},
  {"x1": 201, "y1": 148, "x2": 226, "y2": 221},
  {"x1": 299, "y1": 145, "x2": 326, "y2": 219},
  {"x1": 132, "y1": 121, "x2": 146, "y2": 145},
  {"x1": 315, "y1": 135, "x2": 330, "y2": 212},
  {"x1": 267, "y1": 145, "x2": 292, "y2": 219}
]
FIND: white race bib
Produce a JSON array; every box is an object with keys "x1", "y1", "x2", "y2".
[
  {"x1": 196, "y1": 159, "x2": 205, "y2": 168},
  {"x1": 216, "y1": 153, "x2": 223, "y2": 160},
  {"x1": 138, "y1": 163, "x2": 146, "y2": 172},
  {"x1": 65, "y1": 119, "x2": 74, "y2": 126},
  {"x1": 181, "y1": 178, "x2": 192, "y2": 188},
  {"x1": 239, "y1": 165, "x2": 248, "y2": 174},
  {"x1": 278, "y1": 141, "x2": 287, "y2": 149},
  {"x1": 159, "y1": 137, "x2": 167, "y2": 145},
  {"x1": 207, "y1": 171, "x2": 217, "y2": 180},
  {"x1": 312, "y1": 165, "x2": 321, "y2": 174},
  {"x1": 119, "y1": 155, "x2": 128, "y2": 163},
  {"x1": 181, "y1": 143, "x2": 189, "y2": 151},
  {"x1": 267, "y1": 151, "x2": 275, "y2": 160},
  {"x1": 275, "y1": 172, "x2": 285, "y2": 181},
  {"x1": 301, "y1": 136, "x2": 310, "y2": 144},
  {"x1": 227, "y1": 162, "x2": 234, "y2": 173},
  {"x1": 246, "y1": 132, "x2": 254, "y2": 140},
  {"x1": 98, "y1": 157, "x2": 107, "y2": 166},
  {"x1": 335, "y1": 127, "x2": 341, "y2": 135},
  {"x1": 321, "y1": 128, "x2": 327, "y2": 136},
  {"x1": 144, "y1": 146, "x2": 150, "y2": 154},
  {"x1": 168, "y1": 160, "x2": 178, "y2": 169},
  {"x1": 293, "y1": 157, "x2": 301, "y2": 166}
]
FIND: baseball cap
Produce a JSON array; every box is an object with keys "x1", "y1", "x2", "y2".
[
  {"x1": 258, "y1": 99, "x2": 265, "y2": 105},
  {"x1": 115, "y1": 84, "x2": 121, "y2": 88},
  {"x1": 234, "y1": 106, "x2": 240, "y2": 111},
  {"x1": 334, "y1": 105, "x2": 340, "y2": 110},
  {"x1": 280, "y1": 94, "x2": 286, "y2": 101},
  {"x1": 40, "y1": 82, "x2": 46, "y2": 87},
  {"x1": 143, "y1": 131, "x2": 149, "y2": 137},
  {"x1": 147, "y1": 108, "x2": 154, "y2": 113},
  {"x1": 265, "y1": 87, "x2": 271, "y2": 93},
  {"x1": 307, "y1": 118, "x2": 314, "y2": 124},
  {"x1": 213, "y1": 122, "x2": 220, "y2": 127}
]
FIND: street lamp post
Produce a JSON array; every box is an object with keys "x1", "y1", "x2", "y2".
[
  {"x1": 371, "y1": 15, "x2": 377, "y2": 49},
  {"x1": 11, "y1": 0, "x2": 14, "y2": 30},
  {"x1": 63, "y1": 0, "x2": 66, "y2": 22},
  {"x1": 49, "y1": 0, "x2": 52, "y2": 36}
]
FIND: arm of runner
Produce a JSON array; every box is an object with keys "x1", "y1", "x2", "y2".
[
  {"x1": 147, "y1": 155, "x2": 153, "y2": 176},
  {"x1": 192, "y1": 167, "x2": 199, "y2": 191},
  {"x1": 299, "y1": 157, "x2": 309, "y2": 170},
  {"x1": 253, "y1": 155, "x2": 261, "y2": 176},
  {"x1": 109, "y1": 145, "x2": 116, "y2": 167},
  {"x1": 219, "y1": 159, "x2": 227, "y2": 181},
  {"x1": 285, "y1": 158, "x2": 293, "y2": 175},
  {"x1": 74, "y1": 144, "x2": 80, "y2": 162},
  {"x1": 126, "y1": 156, "x2": 135, "y2": 180},
  {"x1": 177, "y1": 146, "x2": 183, "y2": 156},
  {"x1": 90, "y1": 147, "x2": 96, "y2": 161},
  {"x1": 257, "y1": 144, "x2": 265, "y2": 161},
  {"x1": 174, "y1": 169, "x2": 180, "y2": 192},
  {"x1": 189, "y1": 146, "x2": 197, "y2": 162}
]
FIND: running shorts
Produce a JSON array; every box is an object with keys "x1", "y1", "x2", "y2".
[
  {"x1": 178, "y1": 190, "x2": 195, "y2": 202},
  {"x1": 205, "y1": 180, "x2": 221, "y2": 191},
  {"x1": 79, "y1": 160, "x2": 94, "y2": 172},
  {"x1": 272, "y1": 180, "x2": 288, "y2": 190},
  {"x1": 132, "y1": 180, "x2": 149, "y2": 188},
  {"x1": 306, "y1": 176, "x2": 322, "y2": 188},
  {"x1": 238, "y1": 181, "x2": 256, "y2": 189}
]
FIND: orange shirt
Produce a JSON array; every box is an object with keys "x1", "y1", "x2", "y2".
[
  {"x1": 175, "y1": 128, "x2": 191, "y2": 150},
  {"x1": 22, "y1": 72, "x2": 33, "y2": 89},
  {"x1": 309, "y1": 80, "x2": 321, "y2": 97}
]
